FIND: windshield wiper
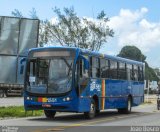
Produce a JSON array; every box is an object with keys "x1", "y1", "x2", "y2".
[
  {"x1": 61, "y1": 57, "x2": 73, "y2": 76},
  {"x1": 61, "y1": 58, "x2": 70, "y2": 67},
  {"x1": 68, "y1": 63, "x2": 73, "y2": 76}
]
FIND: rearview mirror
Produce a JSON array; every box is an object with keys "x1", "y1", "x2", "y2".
[
  {"x1": 20, "y1": 58, "x2": 26, "y2": 75},
  {"x1": 20, "y1": 65, "x2": 24, "y2": 74}
]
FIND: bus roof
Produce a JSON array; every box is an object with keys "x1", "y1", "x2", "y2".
[
  {"x1": 80, "y1": 48, "x2": 144, "y2": 66},
  {"x1": 29, "y1": 46, "x2": 144, "y2": 66}
]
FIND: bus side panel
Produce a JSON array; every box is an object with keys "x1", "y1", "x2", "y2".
[
  {"x1": 105, "y1": 79, "x2": 114, "y2": 109},
  {"x1": 78, "y1": 98, "x2": 91, "y2": 112},
  {"x1": 120, "y1": 80, "x2": 129, "y2": 108},
  {"x1": 140, "y1": 82, "x2": 144, "y2": 103},
  {"x1": 132, "y1": 81, "x2": 144, "y2": 106},
  {"x1": 105, "y1": 80, "x2": 127, "y2": 109},
  {"x1": 139, "y1": 82, "x2": 144, "y2": 103},
  {"x1": 132, "y1": 81, "x2": 140, "y2": 106}
]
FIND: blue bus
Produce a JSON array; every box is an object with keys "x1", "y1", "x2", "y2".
[{"x1": 23, "y1": 47, "x2": 144, "y2": 119}]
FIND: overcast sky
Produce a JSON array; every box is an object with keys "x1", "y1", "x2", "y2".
[{"x1": 0, "y1": 0, "x2": 160, "y2": 68}]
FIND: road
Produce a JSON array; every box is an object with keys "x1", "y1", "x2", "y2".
[
  {"x1": 0, "y1": 104, "x2": 160, "y2": 132},
  {"x1": 0, "y1": 97, "x2": 23, "y2": 107}
]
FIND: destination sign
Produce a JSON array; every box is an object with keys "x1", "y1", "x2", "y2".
[{"x1": 32, "y1": 51, "x2": 71, "y2": 57}]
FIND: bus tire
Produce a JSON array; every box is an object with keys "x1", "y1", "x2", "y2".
[
  {"x1": 118, "y1": 97, "x2": 132, "y2": 114},
  {"x1": 124, "y1": 97, "x2": 132, "y2": 114},
  {"x1": 44, "y1": 110, "x2": 56, "y2": 118},
  {"x1": 96, "y1": 110, "x2": 100, "y2": 114},
  {"x1": 84, "y1": 99, "x2": 96, "y2": 119},
  {"x1": 118, "y1": 108, "x2": 124, "y2": 114}
]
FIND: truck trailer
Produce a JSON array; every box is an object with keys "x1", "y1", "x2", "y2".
[{"x1": 0, "y1": 16, "x2": 39, "y2": 97}]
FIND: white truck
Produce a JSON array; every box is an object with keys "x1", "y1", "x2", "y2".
[{"x1": 0, "y1": 16, "x2": 39, "y2": 97}]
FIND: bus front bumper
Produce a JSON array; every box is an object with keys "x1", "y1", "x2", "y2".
[{"x1": 24, "y1": 96, "x2": 78, "y2": 112}]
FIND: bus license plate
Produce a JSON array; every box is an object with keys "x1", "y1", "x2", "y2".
[{"x1": 42, "y1": 104, "x2": 51, "y2": 108}]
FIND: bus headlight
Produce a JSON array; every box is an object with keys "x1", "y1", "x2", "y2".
[
  {"x1": 63, "y1": 97, "x2": 71, "y2": 101},
  {"x1": 26, "y1": 97, "x2": 33, "y2": 101}
]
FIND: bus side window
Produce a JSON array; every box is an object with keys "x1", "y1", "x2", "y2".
[
  {"x1": 90, "y1": 57, "x2": 100, "y2": 78},
  {"x1": 80, "y1": 57, "x2": 89, "y2": 78},
  {"x1": 118, "y1": 62, "x2": 126, "y2": 80},
  {"x1": 138, "y1": 66, "x2": 143, "y2": 81},
  {"x1": 133, "y1": 65, "x2": 138, "y2": 81},
  {"x1": 110, "y1": 60, "x2": 117, "y2": 79},
  {"x1": 100, "y1": 59, "x2": 110, "y2": 78},
  {"x1": 127, "y1": 64, "x2": 132, "y2": 81}
]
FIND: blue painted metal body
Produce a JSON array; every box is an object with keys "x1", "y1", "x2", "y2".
[{"x1": 24, "y1": 47, "x2": 144, "y2": 112}]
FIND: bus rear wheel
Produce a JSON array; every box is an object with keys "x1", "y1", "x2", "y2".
[
  {"x1": 118, "y1": 97, "x2": 132, "y2": 114},
  {"x1": 84, "y1": 99, "x2": 96, "y2": 119},
  {"x1": 44, "y1": 110, "x2": 56, "y2": 118}
]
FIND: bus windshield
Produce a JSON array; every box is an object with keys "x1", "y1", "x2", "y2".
[{"x1": 26, "y1": 57, "x2": 73, "y2": 94}]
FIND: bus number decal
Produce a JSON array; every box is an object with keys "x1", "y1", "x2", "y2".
[
  {"x1": 90, "y1": 81, "x2": 101, "y2": 91},
  {"x1": 47, "y1": 98, "x2": 57, "y2": 103}
]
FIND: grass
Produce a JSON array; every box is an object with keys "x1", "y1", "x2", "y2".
[
  {"x1": 142, "y1": 101, "x2": 153, "y2": 104},
  {"x1": 0, "y1": 106, "x2": 43, "y2": 118},
  {"x1": 144, "y1": 98, "x2": 157, "y2": 104}
]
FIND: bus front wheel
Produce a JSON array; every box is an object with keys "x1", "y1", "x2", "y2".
[
  {"x1": 84, "y1": 99, "x2": 96, "y2": 119},
  {"x1": 44, "y1": 110, "x2": 56, "y2": 118}
]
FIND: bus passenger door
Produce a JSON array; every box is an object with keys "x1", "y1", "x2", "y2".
[
  {"x1": 79, "y1": 56, "x2": 89, "y2": 95},
  {"x1": 78, "y1": 56, "x2": 90, "y2": 112}
]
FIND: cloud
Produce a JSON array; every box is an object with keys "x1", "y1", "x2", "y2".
[
  {"x1": 49, "y1": 7, "x2": 160, "y2": 54},
  {"x1": 108, "y1": 7, "x2": 160, "y2": 52},
  {"x1": 50, "y1": 17, "x2": 58, "y2": 24}
]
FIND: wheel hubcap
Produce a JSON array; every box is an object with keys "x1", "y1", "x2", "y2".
[
  {"x1": 128, "y1": 100, "x2": 131, "y2": 111},
  {"x1": 90, "y1": 103, "x2": 95, "y2": 114}
]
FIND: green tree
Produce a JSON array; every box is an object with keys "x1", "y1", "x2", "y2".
[
  {"x1": 29, "y1": 8, "x2": 38, "y2": 19},
  {"x1": 39, "y1": 20, "x2": 50, "y2": 47},
  {"x1": 43, "y1": 7, "x2": 114, "y2": 51},
  {"x1": 117, "y1": 46, "x2": 146, "y2": 61},
  {"x1": 118, "y1": 45, "x2": 159, "y2": 81},
  {"x1": 11, "y1": 8, "x2": 38, "y2": 19},
  {"x1": 145, "y1": 62, "x2": 159, "y2": 81},
  {"x1": 11, "y1": 9, "x2": 23, "y2": 18},
  {"x1": 11, "y1": 7, "x2": 114, "y2": 50}
]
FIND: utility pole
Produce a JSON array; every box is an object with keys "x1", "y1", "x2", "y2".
[
  {"x1": 158, "y1": 81, "x2": 160, "y2": 94},
  {"x1": 146, "y1": 80, "x2": 150, "y2": 103}
]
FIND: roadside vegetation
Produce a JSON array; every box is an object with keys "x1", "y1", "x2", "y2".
[
  {"x1": 11, "y1": 7, "x2": 114, "y2": 51},
  {"x1": 118, "y1": 45, "x2": 159, "y2": 82},
  {"x1": 0, "y1": 106, "x2": 43, "y2": 118},
  {"x1": 143, "y1": 95, "x2": 157, "y2": 105},
  {"x1": 143, "y1": 101, "x2": 153, "y2": 104}
]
